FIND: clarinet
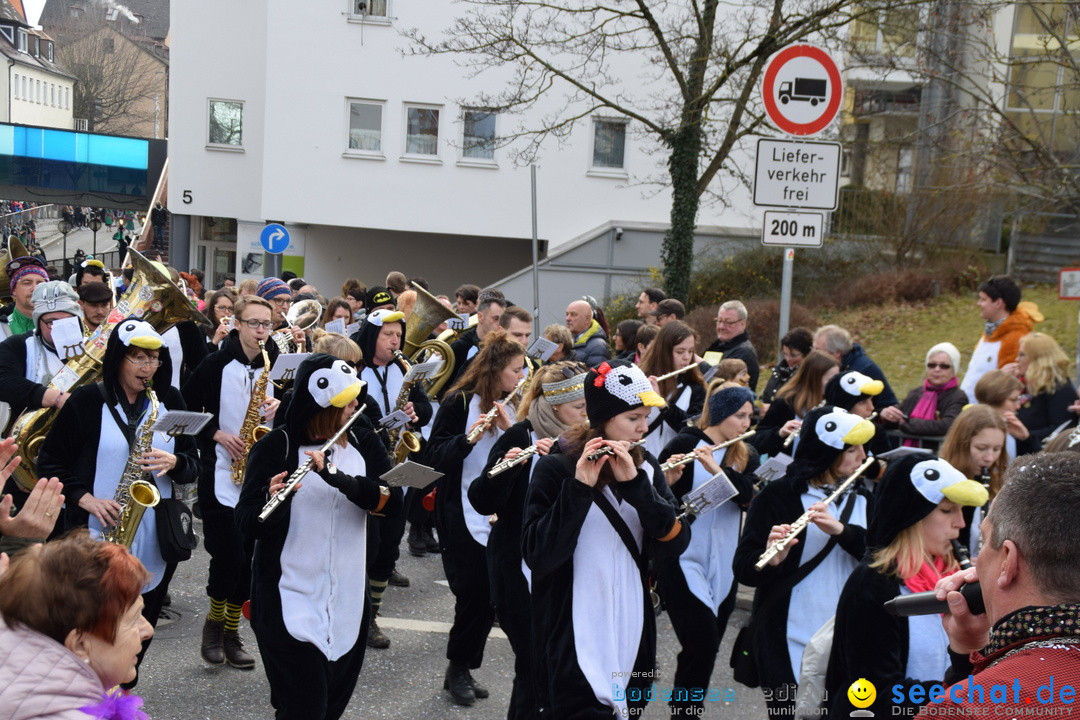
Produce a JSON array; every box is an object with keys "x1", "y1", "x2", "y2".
[
  {"x1": 258, "y1": 404, "x2": 367, "y2": 522},
  {"x1": 951, "y1": 539, "x2": 972, "y2": 570}
]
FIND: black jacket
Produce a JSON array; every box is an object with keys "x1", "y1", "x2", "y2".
[
  {"x1": 706, "y1": 332, "x2": 760, "y2": 393},
  {"x1": 1018, "y1": 379, "x2": 1078, "y2": 446},
  {"x1": 0, "y1": 331, "x2": 55, "y2": 420}
]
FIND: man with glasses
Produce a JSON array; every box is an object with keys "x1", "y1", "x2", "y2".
[
  {"x1": 184, "y1": 295, "x2": 281, "y2": 672},
  {"x1": 705, "y1": 300, "x2": 761, "y2": 393},
  {"x1": 256, "y1": 277, "x2": 305, "y2": 353},
  {"x1": 0, "y1": 281, "x2": 83, "y2": 424}
]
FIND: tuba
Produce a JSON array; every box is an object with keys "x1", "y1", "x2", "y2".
[
  {"x1": 403, "y1": 284, "x2": 457, "y2": 398},
  {"x1": 232, "y1": 341, "x2": 272, "y2": 484},
  {"x1": 103, "y1": 382, "x2": 162, "y2": 547},
  {"x1": 9, "y1": 250, "x2": 210, "y2": 491}
]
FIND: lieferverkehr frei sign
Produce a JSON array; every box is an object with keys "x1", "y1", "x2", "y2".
[{"x1": 753, "y1": 138, "x2": 841, "y2": 211}]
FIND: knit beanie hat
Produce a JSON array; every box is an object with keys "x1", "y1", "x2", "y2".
[
  {"x1": 8, "y1": 256, "x2": 48, "y2": 293},
  {"x1": 32, "y1": 280, "x2": 82, "y2": 327},
  {"x1": 868, "y1": 452, "x2": 989, "y2": 549},
  {"x1": 708, "y1": 385, "x2": 754, "y2": 424},
  {"x1": 585, "y1": 359, "x2": 665, "y2": 428},
  {"x1": 824, "y1": 370, "x2": 883, "y2": 411},
  {"x1": 789, "y1": 405, "x2": 875, "y2": 483},
  {"x1": 256, "y1": 277, "x2": 291, "y2": 301},
  {"x1": 926, "y1": 342, "x2": 962, "y2": 375}
]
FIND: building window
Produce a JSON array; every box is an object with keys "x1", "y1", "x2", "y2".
[
  {"x1": 44, "y1": 41, "x2": 53, "y2": 62},
  {"x1": 404, "y1": 105, "x2": 440, "y2": 156},
  {"x1": 354, "y1": 0, "x2": 387, "y2": 15},
  {"x1": 896, "y1": 146, "x2": 912, "y2": 194},
  {"x1": 850, "y1": 5, "x2": 919, "y2": 58},
  {"x1": 16, "y1": 29, "x2": 27, "y2": 53},
  {"x1": 591, "y1": 118, "x2": 627, "y2": 169},
  {"x1": 36, "y1": 79, "x2": 40, "y2": 103},
  {"x1": 29, "y1": 36, "x2": 38, "y2": 57},
  {"x1": 21, "y1": 76, "x2": 26, "y2": 99},
  {"x1": 65, "y1": 87, "x2": 69, "y2": 109},
  {"x1": 462, "y1": 110, "x2": 496, "y2": 160},
  {"x1": 347, "y1": 100, "x2": 383, "y2": 153},
  {"x1": 12, "y1": 74, "x2": 17, "y2": 100},
  {"x1": 208, "y1": 99, "x2": 244, "y2": 147}
]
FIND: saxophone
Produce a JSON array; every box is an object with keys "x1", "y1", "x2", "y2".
[
  {"x1": 231, "y1": 341, "x2": 272, "y2": 484},
  {"x1": 387, "y1": 351, "x2": 422, "y2": 464},
  {"x1": 103, "y1": 382, "x2": 162, "y2": 548}
]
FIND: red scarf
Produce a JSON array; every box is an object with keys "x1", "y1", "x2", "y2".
[
  {"x1": 903, "y1": 377, "x2": 958, "y2": 447},
  {"x1": 904, "y1": 555, "x2": 948, "y2": 594}
]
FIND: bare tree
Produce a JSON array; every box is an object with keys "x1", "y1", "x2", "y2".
[
  {"x1": 51, "y1": 11, "x2": 163, "y2": 136},
  {"x1": 406, "y1": 0, "x2": 931, "y2": 301}
]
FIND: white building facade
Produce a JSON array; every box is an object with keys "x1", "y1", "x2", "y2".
[{"x1": 168, "y1": 0, "x2": 756, "y2": 301}]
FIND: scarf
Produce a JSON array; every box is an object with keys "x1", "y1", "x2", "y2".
[
  {"x1": 80, "y1": 688, "x2": 148, "y2": 720},
  {"x1": 527, "y1": 395, "x2": 567, "y2": 439},
  {"x1": 985, "y1": 603, "x2": 1080, "y2": 657},
  {"x1": 8, "y1": 307, "x2": 32, "y2": 335},
  {"x1": 904, "y1": 554, "x2": 948, "y2": 595},
  {"x1": 573, "y1": 319, "x2": 602, "y2": 347},
  {"x1": 903, "y1": 376, "x2": 958, "y2": 448}
]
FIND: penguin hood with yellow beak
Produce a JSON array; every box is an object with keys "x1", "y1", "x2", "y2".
[
  {"x1": 825, "y1": 370, "x2": 883, "y2": 411},
  {"x1": 785, "y1": 405, "x2": 876, "y2": 490},
  {"x1": 585, "y1": 359, "x2": 666, "y2": 428},
  {"x1": 101, "y1": 316, "x2": 172, "y2": 400},
  {"x1": 285, "y1": 353, "x2": 366, "y2": 441}
]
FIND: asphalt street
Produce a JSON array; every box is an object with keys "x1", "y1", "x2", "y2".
[{"x1": 136, "y1": 517, "x2": 770, "y2": 719}]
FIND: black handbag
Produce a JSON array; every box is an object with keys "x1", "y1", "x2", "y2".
[
  {"x1": 729, "y1": 491, "x2": 857, "y2": 689},
  {"x1": 156, "y1": 497, "x2": 197, "y2": 563}
]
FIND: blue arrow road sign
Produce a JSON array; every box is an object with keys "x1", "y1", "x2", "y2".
[{"x1": 260, "y1": 224, "x2": 290, "y2": 254}]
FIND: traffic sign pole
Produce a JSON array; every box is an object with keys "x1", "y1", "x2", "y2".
[{"x1": 779, "y1": 248, "x2": 794, "y2": 340}]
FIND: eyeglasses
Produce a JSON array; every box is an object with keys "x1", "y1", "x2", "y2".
[
  {"x1": 127, "y1": 357, "x2": 163, "y2": 368},
  {"x1": 241, "y1": 319, "x2": 274, "y2": 329},
  {"x1": 716, "y1": 318, "x2": 744, "y2": 326},
  {"x1": 926, "y1": 362, "x2": 952, "y2": 370},
  {"x1": 40, "y1": 318, "x2": 71, "y2": 327},
  {"x1": 270, "y1": 298, "x2": 291, "y2": 306},
  {"x1": 215, "y1": 305, "x2": 234, "y2": 314}
]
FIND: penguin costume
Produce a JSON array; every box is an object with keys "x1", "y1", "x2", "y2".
[
  {"x1": 235, "y1": 353, "x2": 399, "y2": 720},
  {"x1": 826, "y1": 454, "x2": 988, "y2": 717},
  {"x1": 824, "y1": 369, "x2": 892, "y2": 457},
  {"x1": 732, "y1": 406, "x2": 875, "y2": 719},
  {"x1": 523, "y1": 359, "x2": 690, "y2": 719},
  {"x1": 654, "y1": 384, "x2": 759, "y2": 717},
  {"x1": 38, "y1": 318, "x2": 197, "y2": 680}
]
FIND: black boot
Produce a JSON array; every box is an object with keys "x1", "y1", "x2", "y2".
[
  {"x1": 466, "y1": 669, "x2": 489, "y2": 699},
  {"x1": 444, "y1": 662, "x2": 476, "y2": 706},
  {"x1": 200, "y1": 617, "x2": 225, "y2": 665},
  {"x1": 223, "y1": 630, "x2": 255, "y2": 669},
  {"x1": 423, "y1": 525, "x2": 441, "y2": 553},
  {"x1": 367, "y1": 613, "x2": 390, "y2": 649},
  {"x1": 389, "y1": 569, "x2": 410, "y2": 587},
  {"x1": 407, "y1": 524, "x2": 427, "y2": 557}
]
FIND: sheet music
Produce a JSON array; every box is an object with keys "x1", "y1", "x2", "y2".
[
  {"x1": 381, "y1": 460, "x2": 443, "y2": 488},
  {"x1": 402, "y1": 358, "x2": 442, "y2": 383},
  {"x1": 754, "y1": 453, "x2": 792, "y2": 483},
  {"x1": 681, "y1": 469, "x2": 738, "y2": 518},
  {"x1": 151, "y1": 410, "x2": 214, "y2": 436},
  {"x1": 324, "y1": 318, "x2": 347, "y2": 335},
  {"x1": 268, "y1": 353, "x2": 306, "y2": 382}
]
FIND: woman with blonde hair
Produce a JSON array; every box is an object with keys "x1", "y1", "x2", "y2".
[
  {"x1": 825, "y1": 453, "x2": 987, "y2": 716},
  {"x1": 637, "y1": 320, "x2": 706, "y2": 458},
  {"x1": 938, "y1": 404, "x2": 1008, "y2": 557},
  {"x1": 751, "y1": 350, "x2": 839, "y2": 457},
  {"x1": 1008, "y1": 332, "x2": 1077, "y2": 445},
  {"x1": 974, "y1": 370, "x2": 1038, "y2": 459},
  {"x1": 469, "y1": 361, "x2": 589, "y2": 720}
]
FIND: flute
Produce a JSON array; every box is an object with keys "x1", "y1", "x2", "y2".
[
  {"x1": 585, "y1": 439, "x2": 645, "y2": 462},
  {"x1": 466, "y1": 377, "x2": 528, "y2": 444},
  {"x1": 781, "y1": 401, "x2": 827, "y2": 450},
  {"x1": 654, "y1": 363, "x2": 698, "y2": 383},
  {"x1": 754, "y1": 454, "x2": 876, "y2": 570},
  {"x1": 659, "y1": 430, "x2": 756, "y2": 472},
  {"x1": 486, "y1": 438, "x2": 556, "y2": 477},
  {"x1": 258, "y1": 404, "x2": 367, "y2": 522}
]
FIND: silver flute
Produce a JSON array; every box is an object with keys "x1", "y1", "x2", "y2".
[
  {"x1": 258, "y1": 404, "x2": 367, "y2": 522},
  {"x1": 585, "y1": 439, "x2": 646, "y2": 462},
  {"x1": 466, "y1": 377, "x2": 528, "y2": 444},
  {"x1": 487, "y1": 439, "x2": 556, "y2": 477},
  {"x1": 659, "y1": 430, "x2": 755, "y2": 472}
]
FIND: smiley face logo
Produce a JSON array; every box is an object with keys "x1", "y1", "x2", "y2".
[{"x1": 848, "y1": 677, "x2": 876, "y2": 709}]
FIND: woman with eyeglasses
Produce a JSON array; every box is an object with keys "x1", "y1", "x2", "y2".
[
  {"x1": 183, "y1": 295, "x2": 281, "y2": 671},
  {"x1": 1004, "y1": 332, "x2": 1078, "y2": 445},
  {"x1": 878, "y1": 343, "x2": 968, "y2": 451},
  {"x1": 205, "y1": 288, "x2": 237, "y2": 352},
  {"x1": 38, "y1": 318, "x2": 198, "y2": 687}
]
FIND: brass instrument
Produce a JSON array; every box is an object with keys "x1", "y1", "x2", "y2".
[
  {"x1": 487, "y1": 438, "x2": 556, "y2": 477},
  {"x1": 0, "y1": 235, "x2": 29, "y2": 299},
  {"x1": 258, "y1": 403, "x2": 367, "y2": 522},
  {"x1": 10, "y1": 250, "x2": 210, "y2": 491},
  {"x1": 659, "y1": 430, "x2": 756, "y2": 472},
  {"x1": 754, "y1": 455, "x2": 876, "y2": 570},
  {"x1": 585, "y1": 439, "x2": 646, "y2": 462},
  {"x1": 466, "y1": 376, "x2": 527, "y2": 444},
  {"x1": 387, "y1": 351, "x2": 422, "y2": 464},
  {"x1": 270, "y1": 298, "x2": 323, "y2": 354},
  {"x1": 403, "y1": 284, "x2": 457, "y2": 398},
  {"x1": 103, "y1": 382, "x2": 162, "y2": 547},
  {"x1": 232, "y1": 341, "x2": 272, "y2": 484}
]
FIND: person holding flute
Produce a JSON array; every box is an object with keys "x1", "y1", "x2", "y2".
[
  {"x1": 732, "y1": 405, "x2": 875, "y2": 719},
  {"x1": 427, "y1": 330, "x2": 525, "y2": 707},
  {"x1": 467, "y1": 361, "x2": 589, "y2": 720},
  {"x1": 636, "y1": 320, "x2": 706, "y2": 458},
  {"x1": 234, "y1": 354, "x2": 398, "y2": 720},
  {"x1": 654, "y1": 381, "x2": 759, "y2": 717}
]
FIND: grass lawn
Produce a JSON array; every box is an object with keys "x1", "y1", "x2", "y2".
[{"x1": 816, "y1": 284, "x2": 1079, "y2": 397}]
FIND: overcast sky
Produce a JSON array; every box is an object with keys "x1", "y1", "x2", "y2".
[{"x1": 23, "y1": 0, "x2": 45, "y2": 27}]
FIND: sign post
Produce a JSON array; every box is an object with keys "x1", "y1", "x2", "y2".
[
  {"x1": 260, "y1": 223, "x2": 290, "y2": 278},
  {"x1": 755, "y1": 43, "x2": 843, "y2": 345}
]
